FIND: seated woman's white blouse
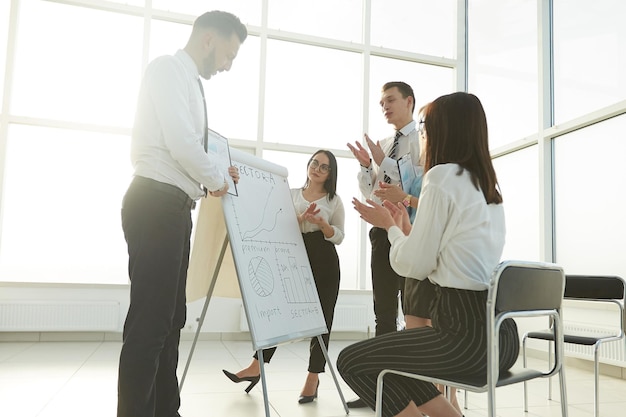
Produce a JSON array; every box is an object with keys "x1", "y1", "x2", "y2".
[
  {"x1": 387, "y1": 163, "x2": 505, "y2": 291},
  {"x1": 291, "y1": 189, "x2": 345, "y2": 246}
]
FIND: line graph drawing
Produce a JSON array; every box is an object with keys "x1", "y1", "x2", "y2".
[
  {"x1": 241, "y1": 187, "x2": 284, "y2": 241},
  {"x1": 242, "y1": 208, "x2": 283, "y2": 240}
]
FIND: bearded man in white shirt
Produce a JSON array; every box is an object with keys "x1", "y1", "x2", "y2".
[{"x1": 118, "y1": 11, "x2": 246, "y2": 417}]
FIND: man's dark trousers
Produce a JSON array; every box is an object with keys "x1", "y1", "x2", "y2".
[
  {"x1": 118, "y1": 177, "x2": 193, "y2": 417},
  {"x1": 370, "y1": 226, "x2": 404, "y2": 336}
]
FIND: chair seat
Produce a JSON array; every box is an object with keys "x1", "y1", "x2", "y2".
[
  {"x1": 523, "y1": 275, "x2": 625, "y2": 417},
  {"x1": 527, "y1": 330, "x2": 618, "y2": 346},
  {"x1": 374, "y1": 261, "x2": 569, "y2": 417},
  {"x1": 439, "y1": 368, "x2": 547, "y2": 392}
]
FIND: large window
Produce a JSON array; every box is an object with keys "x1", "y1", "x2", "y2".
[
  {"x1": 468, "y1": 0, "x2": 538, "y2": 149},
  {"x1": 0, "y1": 1, "x2": 458, "y2": 285},
  {"x1": 152, "y1": 0, "x2": 262, "y2": 26},
  {"x1": 268, "y1": 0, "x2": 363, "y2": 42},
  {"x1": 553, "y1": 114, "x2": 626, "y2": 278},
  {"x1": 148, "y1": 19, "x2": 190, "y2": 62},
  {"x1": 370, "y1": 0, "x2": 457, "y2": 58},
  {"x1": 553, "y1": 0, "x2": 626, "y2": 124},
  {"x1": 3, "y1": 1, "x2": 624, "y2": 287},
  {"x1": 493, "y1": 146, "x2": 540, "y2": 262},
  {"x1": 204, "y1": 36, "x2": 261, "y2": 141},
  {"x1": 263, "y1": 40, "x2": 363, "y2": 148},
  {"x1": 0, "y1": 125, "x2": 131, "y2": 284},
  {"x1": 469, "y1": 0, "x2": 626, "y2": 276},
  {"x1": 0, "y1": 0, "x2": 9, "y2": 100},
  {"x1": 11, "y1": 0, "x2": 142, "y2": 127}
]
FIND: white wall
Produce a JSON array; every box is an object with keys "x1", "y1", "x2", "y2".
[{"x1": 0, "y1": 284, "x2": 376, "y2": 337}]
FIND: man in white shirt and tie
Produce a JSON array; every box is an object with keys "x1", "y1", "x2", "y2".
[
  {"x1": 346, "y1": 81, "x2": 421, "y2": 408},
  {"x1": 119, "y1": 11, "x2": 247, "y2": 417}
]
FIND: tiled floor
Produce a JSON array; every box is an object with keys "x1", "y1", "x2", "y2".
[{"x1": 1, "y1": 337, "x2": 625, "y2": 417}]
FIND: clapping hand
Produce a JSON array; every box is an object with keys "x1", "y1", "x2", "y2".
[
  {"x1": 352, "y1": 197, "x2": 411, "y2": 235},
  {"x1": 347, "y1": 137, "x2": 372, "y2": 168},
  {"x1": 298, "y1": 203, "x2": 322, "y2": 224},
  {"x1": 383, "y1": 198, "x2": 412, "y2": 235},
  {"x1": 373, "y1": 181, "x2": 406, "y2": 204},
  {"x1": 352, "y1": 197, "x2": 395, "y2": 230},
  {"x1": 363, "y1": 134, "x2": 385, "y2": 166}
]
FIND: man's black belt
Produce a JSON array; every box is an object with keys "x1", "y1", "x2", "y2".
[{"x1": 133, "y1": 176, "x2": 196, "y2": 210}]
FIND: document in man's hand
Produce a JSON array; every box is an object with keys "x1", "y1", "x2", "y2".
[
  {"x1": 206, "y1": 128, "x2": 238, "y2": 196},
  {"x1": 397, "y1": 153, "x2": 416, "y2": 192}
]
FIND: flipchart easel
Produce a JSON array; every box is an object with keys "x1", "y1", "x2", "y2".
[{"x1": 180, "y1": 150, "x2": 348, "y2": 416}]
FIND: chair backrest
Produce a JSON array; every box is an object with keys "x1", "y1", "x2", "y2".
[
  {"x1": 564, "y1": 275, "x2": 625, "y2": 300},
  {"x1": 485, "y1": 261, "x2": 566, "y2": 400},
  {"x1": 491, "y1": 260, "x2": 566, "y2": 314},
  {"x1": 564, "y1": 274, "x2": 626, "y2": 334}
]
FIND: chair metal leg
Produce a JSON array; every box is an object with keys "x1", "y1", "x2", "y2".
[
  {"x1": 558, "y1": 363, "x2": 569, "y2": 417},
  {"x1": 523, "y1": 336, "x2": 560, "y2": 412},
  {"x1": 548, "y1": 340, "x2": 553, "y2": 400},
  {"x1": 375, "y1": 370, "x2": 387, "y2": 417},
  {"x1": 464, "y1": 389, "x2": 468, "y2": 410},
  {"x1": 593, "y1": 342, "x2": 601, "y2": 417},
  {"x1": 487, "y1": 385, "x2": 496, "y2": 417},
  {"x1": 522, "y1": 334, "x2": 529, "y2": 412}
]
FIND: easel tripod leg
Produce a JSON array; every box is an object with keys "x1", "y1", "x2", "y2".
[
  {"x1": 258, "y1": 349, "x2": 272, "y2": 417},
  {"x1": 317, "y1": 334, "x2": 349, "y2": 414},
  {"x1": 180, "y1": 235, "x2": 229, "y2": 390}
]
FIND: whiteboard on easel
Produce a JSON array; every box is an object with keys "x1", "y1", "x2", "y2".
[{"x1": 221, "y1": 148, "x2": 327, "y2": 350}]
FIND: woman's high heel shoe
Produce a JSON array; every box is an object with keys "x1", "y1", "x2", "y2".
[
  {"x1": 222, "y1": 369, "x2": 260, "y2": 393},
  {"x1": 298, "y1": 381, "x2": 319, "y2": 404}
]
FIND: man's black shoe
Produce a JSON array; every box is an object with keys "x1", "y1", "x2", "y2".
[{"x1": 346, "y1": 397, "x2": 368, "y2": 408}]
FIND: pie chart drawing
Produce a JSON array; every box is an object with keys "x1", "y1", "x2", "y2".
[{"x1": 248, "y1": 256, "x2": 274, "y2": 297}]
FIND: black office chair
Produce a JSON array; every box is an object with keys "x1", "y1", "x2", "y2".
[
  {"x1": 522, "y1": 274, "x2": 625, "y2": 417},
  {"x1": 375, "y1": 260, "x2": 569, "y2": 417}
]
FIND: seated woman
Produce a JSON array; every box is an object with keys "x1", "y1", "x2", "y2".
[
  {"x1": 374, "y1": 103, "x2": 462, "y2": 415},
  {"x1": 338, "y1": 92, "x2": 519, "y2": 417}
]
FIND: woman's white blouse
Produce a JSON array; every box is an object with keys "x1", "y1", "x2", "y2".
[
  {"x1": 387, "y1": 163, "x2": 505, "y2": 291},
  {"x1": 291, "y1": 189, "x2": 345, "y2": 246}
]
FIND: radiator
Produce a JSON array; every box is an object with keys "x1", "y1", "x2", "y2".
[
  {"x1": 332, "y1": 304, "x2": 369, "y2": 332},
  {"x1": 239, "y1": 304, "x2": 369, "y2": 332},
  {"x1": 561, "y1": 324, "x2": 626, "y2": 366},
  {"x1": 0, "y1": 300, "x2": 120, "y2": 331}
]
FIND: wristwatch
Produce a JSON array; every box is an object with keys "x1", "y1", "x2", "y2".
[{"x1": 402, "y1": 194, "x2": 412, "y2": 208}]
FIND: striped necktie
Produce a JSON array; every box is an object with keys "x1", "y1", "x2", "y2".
[{"x1": 384, "y1": 130, "x2": 402, "y2": 183}]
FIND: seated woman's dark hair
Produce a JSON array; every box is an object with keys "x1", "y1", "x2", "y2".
[{"x1": 423, "y1": 92, "x2": 502, "y2": 204}]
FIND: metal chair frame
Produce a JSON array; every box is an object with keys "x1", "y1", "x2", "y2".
[
  {"x1": 522, "y1": 274, "x2": 626, "y2": 417},
  {"x1": 375, "y1": 260, "x2": 569, "y2": 417}
]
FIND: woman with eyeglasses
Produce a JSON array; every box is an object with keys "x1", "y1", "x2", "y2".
[
  {"x1": 373, "y1": 102, "x2": 462, "y2": 414},
  {"x1": 223, "y1": 150, "x2": 345, "y2": 404},
  {"x1": 339, "y1": 92, "x2": 518, "y2": 417}
]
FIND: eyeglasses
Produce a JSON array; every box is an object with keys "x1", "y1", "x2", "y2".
[
  {"x1": 309, "y1": 159, "x2": 331, "y2": 174},
  {"x1": 418, "y1": 118, "x2": 426, "y2": 135}
]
